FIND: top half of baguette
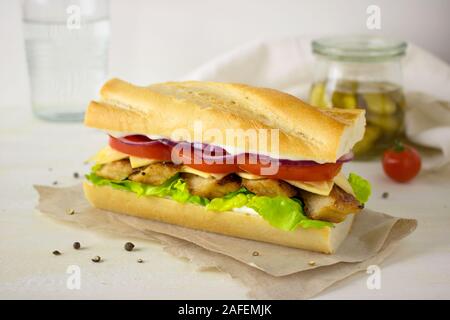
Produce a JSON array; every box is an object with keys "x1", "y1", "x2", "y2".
[{"x1": 85, "y1": 78, "x2": 365, "y2": 163}]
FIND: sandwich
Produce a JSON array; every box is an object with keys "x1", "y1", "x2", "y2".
[{"x1": 83, "y1": 78, "x2": 371, "y2": 253}]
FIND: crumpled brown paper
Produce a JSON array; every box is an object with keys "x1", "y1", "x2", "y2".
[{"x1": 35, "y1": 184, "x2": 417, "y2": 299}]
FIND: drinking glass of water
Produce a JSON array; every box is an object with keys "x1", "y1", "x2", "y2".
[{"x1": 23, "y1": 0, "x2": 110, "y2": 121}]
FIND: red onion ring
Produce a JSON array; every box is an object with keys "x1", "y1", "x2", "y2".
[
  {"x1": 115, "y1": 135, "x2": 162, "y2": 145},
  {"x1": 115, "y1": 135, "x2": 353, "y2": 165},
  {"x1": 337, "y1": 151, "x2": 354, "y2": 163},
  {"x1": 159, "y1": 139, "x2": 230, "y2": 156}
]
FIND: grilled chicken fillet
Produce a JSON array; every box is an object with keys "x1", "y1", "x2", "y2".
[
  {"x1": 181, "y1": 173, "x2": 241, "y2": 198},
  {"x1": 129, "y1": 162, "x2": 181, "y2": 186},
  {"x1": 242, "y1": 178, "x2": 297, "y2": 198},
  {"x1": 96, "y1": 159, "x2": 133, "y2": 181},
  {"x1": 300, "y1": 185, "x2": 363, "y2": 223}
]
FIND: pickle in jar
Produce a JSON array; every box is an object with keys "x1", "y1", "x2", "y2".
[
  {"x1": 330, "y1": 80, "x2": 359, "y2": 109},
  {"x1": 331, "y1": 91, "x2": 358, "y2": 109},
  {"x1": 309, "y1": 80, "x2": 406, "y2": 158},
  {"x1": 352, "y1": 125, "x2": 382, "y2": 156},
  {"x1": 363, "y1": 92, "x2": 397, "y2": 115},
  {"x1": 309, "y1": 82, "x2": 331, "y2": 107},
  {"x1": 366, "y1": 112, "x2": 403, "y2": 135}
]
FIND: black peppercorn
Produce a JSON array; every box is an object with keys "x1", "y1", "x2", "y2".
[{"x1": 124, "y1": 242, "x2": 135, "y2": 251}]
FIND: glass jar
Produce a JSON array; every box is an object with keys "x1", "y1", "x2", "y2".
[{"x1": 309, "y1": 35, "x2": 407, "y2": 159}]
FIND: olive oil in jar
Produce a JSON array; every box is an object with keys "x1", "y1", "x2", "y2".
[{"x1": 309, "y1": 80, "x2": 406, "y2": 158}]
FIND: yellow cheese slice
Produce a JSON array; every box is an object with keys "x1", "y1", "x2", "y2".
[
  {"x1": 333, "y1": 173, "x2": 356, "y2": 197},
  {"x1": 180, "y1": 166, "x2": 227, "y2": 180},
  {"x1": 129, "y1": 156, "x2": 160, "y2": 168},
  {"x1": 88, "y1": 146, "x2": 160, "y2": 168},
  {"x1": 238, "y1": 171, "x2": 334, "y2": 195},
  {"x1": 89, "y1": 146, "x2": 128, "y2": 164},
  {"x1": 238, "y1": 171, "x2": 354, "y2": 197},
  {"x1": 237, "y1": 171, "x2": 333, "y2": 195},
  {"x1": 284, "y1": 179, "x2": 334, "y2": 196},
  {"x1": 237, "y1": 172, "x2": 265, "y2": 180}
]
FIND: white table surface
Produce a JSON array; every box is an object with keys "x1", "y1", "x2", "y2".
[{"x1": 0, "y1": 106, "x2": 449, "y2": 299}]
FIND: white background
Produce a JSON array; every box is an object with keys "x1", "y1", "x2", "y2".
[{"x1": 2, "y1": 0, "x2": 450, "y2": 108}]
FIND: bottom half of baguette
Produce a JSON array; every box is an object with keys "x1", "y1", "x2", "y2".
[{"x1": 83, "y1": 182, "x2": 354, "y2": 253}]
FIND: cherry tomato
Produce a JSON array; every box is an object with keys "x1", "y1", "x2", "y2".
[
  {"x1": 109, "y1": 135, "x2": 172, "y2": 161},
  {"x1": 382, "y1": 141, "x2": 421, "y2": 183}
]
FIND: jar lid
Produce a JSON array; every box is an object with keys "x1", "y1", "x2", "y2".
[{"x1": 312, "y1": 35, "x2": 407, "y2": 62}]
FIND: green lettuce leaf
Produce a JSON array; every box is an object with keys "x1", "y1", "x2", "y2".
[
  {"x1": 207, "y1": 189, "x2": 333, "y2": 230},
  {"x1": 206, "y1": 187, "x2": 252, "y2": 211},
  {"x1": 247, "y1": 196, "x2": 333, "y2": 231},
  {"x1": 348, "y1": 172, "x2": 371, "y2": 203},
  {"x1": 86, "y1": 173, "x2": 332, "y2": 230},
  {"x1": 296, "y1": 218, "x2": 334, "y2": 229},
  {"x1": 207, "y1": 193, "x2": 250, "y2": 212},
  {"x1": 85, "y1": 173, "x2": 210, "y2": 206},
  {"x1": 91, "y1": 163, "x2": 103, "y2": 173}
]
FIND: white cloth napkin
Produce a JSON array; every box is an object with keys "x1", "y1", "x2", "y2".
[{"x1": 182, "y1": 36, "x2": 450, "y2": 170}]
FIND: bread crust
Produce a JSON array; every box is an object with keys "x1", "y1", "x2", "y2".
[
  {"x1": 84, "y1": 79, "x2": 365, "y2": 163},
  {"x1": 83, "y1": 182, "x2": 354, "y2": 253}
]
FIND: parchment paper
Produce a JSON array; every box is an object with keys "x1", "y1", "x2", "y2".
[{"x1": 35, "y1": 184, "x2": 417, "y2": 299}]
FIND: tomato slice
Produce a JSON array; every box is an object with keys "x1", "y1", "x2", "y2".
[
  {"x1": 109, "y1": 135, "x2": 343, "y2": 180},
  {"x1": 109, "y1": 135, "x2": 172, "y2": 161},
  {"x1": 239, "y1": 161, "x2": 342, "y2": 181},
  {"x1": 183, "y1": 161, "x2": 240, "y2": 174},
  {"x1": 174, "y1": 146, "x2": 240, "y2": 174}
]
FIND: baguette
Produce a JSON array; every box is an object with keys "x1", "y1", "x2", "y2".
[
  {"x1": 83, "y1": 181, "x2": 354, "y2": 253},
  {"x1": 85, "y1": 78, "x2": 365, "y2": 163}
]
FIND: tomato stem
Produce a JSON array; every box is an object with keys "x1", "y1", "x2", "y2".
[{"x1": 393, "y1": 140, "x2": 405, "y2": 152}]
